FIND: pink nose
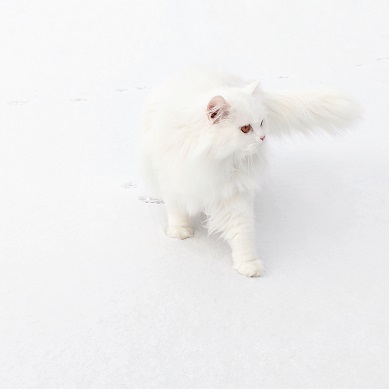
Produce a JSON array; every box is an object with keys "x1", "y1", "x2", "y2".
[{"x1": 260, "y1": 136, "x2": 266, "y2": 141}]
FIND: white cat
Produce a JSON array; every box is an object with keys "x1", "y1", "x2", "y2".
[{"x1": 139, "y1": 70, "x2": 360, "y2": 277}]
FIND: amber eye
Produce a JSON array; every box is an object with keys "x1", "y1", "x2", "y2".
[{"x1": 240, "y1": 124, "x2": 252, "y2": 133}]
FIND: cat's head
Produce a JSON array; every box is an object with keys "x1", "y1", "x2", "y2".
[{"x1": 204, "y1": 81, "x2": 267, "y2": 160}]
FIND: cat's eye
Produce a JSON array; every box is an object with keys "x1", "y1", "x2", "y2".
[
  {"x1": 240, "y1": 124, "x2": 252, "y2": 133},
  {"x1": 260, "y1": 120, "x2": 264, "y2": 126}
]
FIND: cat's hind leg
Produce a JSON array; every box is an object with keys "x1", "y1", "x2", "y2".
[{"x1": 166, "y1": 206, "x2": 194, "y2": 240}]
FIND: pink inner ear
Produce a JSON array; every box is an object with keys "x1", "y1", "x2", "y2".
[
  {"x1": 207, "y1": 95, "x2": 229, "y2": 122},
  {"x1": 207, "y1": 95, "x2": 227, "y2": 111}
]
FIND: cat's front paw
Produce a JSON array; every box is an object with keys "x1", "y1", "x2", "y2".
[
  {"x1": 166, "y1": 226, "x2": 194, "y2": 240},
  {"x1": 234, "y1": 260, "x2": 264, "y2": 277}
]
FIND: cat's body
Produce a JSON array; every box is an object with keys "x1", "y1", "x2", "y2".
[{"x1": 139, "y1": 70, "x2": 360, "y2": 276}]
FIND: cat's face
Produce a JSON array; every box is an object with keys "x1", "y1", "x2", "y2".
[{"x1": 205, "y1": 82, "x2": 267, "y2": 160}]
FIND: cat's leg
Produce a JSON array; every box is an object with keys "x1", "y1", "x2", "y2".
[
  {"x1": 230, "y1": 231, "x2": 264, "y2": 277},
  {"x1": 209, "y1": 196, "x2": 264, "y2": 277},
  {"x1": 166, "y1": 206, "x2": 194, "y2": 240}
]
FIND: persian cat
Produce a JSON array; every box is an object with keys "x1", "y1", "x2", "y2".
[{"x1": 139, "y1": 70, "x2": 360, "y2": 277}]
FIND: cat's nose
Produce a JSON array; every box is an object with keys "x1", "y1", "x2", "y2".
[{"x1": 260, "y1": 136, "x2": 266, "y2": 141}]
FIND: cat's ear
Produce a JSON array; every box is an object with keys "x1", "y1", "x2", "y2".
[
  {"x1": 247, "y1": 81, "x2": 261, "y2": 95},
  {"x1": 207, "y1": 95, "x2": 230, "y2": 123}
]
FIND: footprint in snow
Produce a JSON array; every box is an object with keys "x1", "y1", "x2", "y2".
[
  {"x1": 138, "y1": 196, "x2": 164, "y2": 204},
  {"x1": 121, "y1": 182, "x2": 137, "y2": 189},
  {"x1": 8, "y1": 100, "x2": 29, "y2": 105},
  {"x1": 121, "y1": 182, "x2": 163, "y2": 204}
]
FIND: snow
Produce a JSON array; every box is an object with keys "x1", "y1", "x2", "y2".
[{"x1": 1, "y1": 0, "x2": 389, "y2": 388}]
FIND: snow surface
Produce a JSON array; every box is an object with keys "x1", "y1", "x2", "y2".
[{"x1": 1, "y1": 1, "x2": 389, "y2": 388}]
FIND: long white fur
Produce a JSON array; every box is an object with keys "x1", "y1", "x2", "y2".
[
  {"x1": 263, "y1": 89, "x2": 361, "y2": 137},
  {"x1": 139, "y1": 70, "x2": 360, "y2": 277}
]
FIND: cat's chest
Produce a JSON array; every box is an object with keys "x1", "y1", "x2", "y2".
[{"x1": 183, "y1": 163, "x2": 252, "y2": 200}]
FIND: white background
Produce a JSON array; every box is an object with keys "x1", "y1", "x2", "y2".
[{"x1": 1, "y1": 1, "x2": 388, "y2": 388}]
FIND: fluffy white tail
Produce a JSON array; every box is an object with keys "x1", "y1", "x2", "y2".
[{"x1": 263, "y1": 89, "x2": 361, "y2": 137}]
